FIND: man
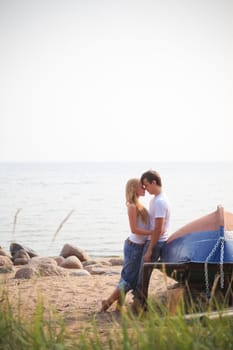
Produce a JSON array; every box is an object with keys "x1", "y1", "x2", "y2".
[{"x1": 133, "y1": 169, "x2": 171, "y2": 307}]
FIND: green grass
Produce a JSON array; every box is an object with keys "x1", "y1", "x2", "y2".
[
  {"x1": 0, "y1": 288, "x2": 233, "y2": 350},
  {"x1": 0, "y1": 289, "x2": 71, "y2": 350}
]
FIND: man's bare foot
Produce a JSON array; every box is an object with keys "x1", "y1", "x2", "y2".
[
  {"x1": 131, "y1": 297, "x2": 147, "y2": 314},
  {"x1": 100, "y1": 300, "x2": 111, "y2": 312},
  {"x1": 116, "y1": 298, "x2": 125, "y2": 311}
]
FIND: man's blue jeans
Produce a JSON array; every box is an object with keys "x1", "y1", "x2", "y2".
[{"x1": 133, "y1": 240, "x2": 165, "y2": 302}]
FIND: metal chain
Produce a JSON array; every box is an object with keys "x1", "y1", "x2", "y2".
[
  {"x1": 220, "y1": 237, "x2": 224, "y2": 289},
  {"x1": 204, "y1": 237, "x2": 224, "y2": 298}
]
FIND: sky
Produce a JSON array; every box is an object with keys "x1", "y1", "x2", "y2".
[{"x1": 0, "y1": 0, "x2": 232, "y2": 162}]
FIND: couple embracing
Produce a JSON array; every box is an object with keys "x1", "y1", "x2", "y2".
[{"x1": 101, "y1": 170, "x2": 170, "y2": 312}]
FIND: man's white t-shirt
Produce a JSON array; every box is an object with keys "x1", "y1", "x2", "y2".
[{"x1": 148, "y1": 192, "x2": 170, "y2": 242}]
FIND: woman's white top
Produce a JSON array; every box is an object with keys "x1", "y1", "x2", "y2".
[{"x1": 128, "y1": 215, "x2": 149, "y2": 244}]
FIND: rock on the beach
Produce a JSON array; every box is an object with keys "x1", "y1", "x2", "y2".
[
  {"x1": 0, "y1": 247, "x2": 10, "y2": 257},
  {"x1": 29, "y1": 257, "x2": 57, "y2": 266},
  {"x1": 0, "y1": 256, "x2": 13, "y2": 273},
  {"x1": 83, "y1": 259, "x2": 111, "y2": 267},
  {"x1": 27, "y1": 257, "x2": 66, "y2": 277},
  {"x1": 10, "y1": 243, "x2": 38, "y2": 258},
  {"x1": 99, "y1": 260, "x2": 112, "y2": 266},
  {"x1": 36, "y1": 264, "x2": 67, "y2": 277},
  {"x1": 104, "y1": 270, "x2": 121, "y2": 276},
  {"x1": 15, "y1": 263, "x2": 67, "y2": 279},
  {"x1": 61, "y1": 256, "x2": 83, "y2": 269},
  {"x1": 53, "y1": 256, "x2": 65, "y2": 266},
  {"x1": 69, "y1": 269, "x2": 90, "y2": 277},
  {"x1": 13, "y1": 249, "x2": 30, "y2": 265},
  {"x1": 0, "y1": 256, "x2": 13, "y2": 265},
  {"x1": 13, "y1": 249, "x2": 30, "y2": 260},
  {"x1": 60, "y1": 243, "x2": 89, "y2": 262},
  {"x1": 109, "y1": 258, "x2": 123, "y2": 266},
  {"x1": 85, "y1": 264, "x2": 108, "y2": 275},
  {"x1": 82, "y1": 260, "x2": 98, "y2": 267},
  {"x1": 15, "y1": 267, "x2": 36, "y2": 279},
  {"x1": 88, "y1": 267, "x2": 107, "y2": 275},
  {"x1": 85, "y1": 261, "x2": 121, "y2": 275},
  {"x1": 14, "y1": 258, "x2": 30, "y2": 266}
]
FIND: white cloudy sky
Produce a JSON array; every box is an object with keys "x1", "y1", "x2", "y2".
[{"x1": 0, "y1": 0, "x2": 232, "y2": 162}]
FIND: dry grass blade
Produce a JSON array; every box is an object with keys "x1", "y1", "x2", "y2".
[
  {"x1": 51, "y1": 210, "x2": 75, "y2": 243},
  {"x1": 12, "y1": 208, "x2": 22, "y2": 240}
]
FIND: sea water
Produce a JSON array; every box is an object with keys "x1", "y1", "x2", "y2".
[{"x1": 0, "y1": 162, "x2": 232, "y2": 257}]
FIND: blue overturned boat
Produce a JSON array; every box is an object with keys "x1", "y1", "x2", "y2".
[{"x1": 143, "y1": 206, "x2": 233, "y2": 300}]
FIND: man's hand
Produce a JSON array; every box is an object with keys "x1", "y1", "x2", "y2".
[{"x1": 144, "y1": 249, "x2": 152, "y2": 262}]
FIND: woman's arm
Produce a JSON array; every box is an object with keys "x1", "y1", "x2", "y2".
[{"x1": 127, "y1": 204, "x2": 152, "y2": 236}]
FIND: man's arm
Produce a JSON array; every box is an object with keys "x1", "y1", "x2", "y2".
[{"x1": 144, "y1": 217, "x2": 164, "y2": 262}]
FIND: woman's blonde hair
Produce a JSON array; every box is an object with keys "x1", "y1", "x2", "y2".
[{"x1": 125, "y1": 178, "x2": 149, "y2": 225}]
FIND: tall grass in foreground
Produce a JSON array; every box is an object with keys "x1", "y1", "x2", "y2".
[
  {"x1": 0, "y1": 290, "x2": 233, "y2": 350},
  {"x1": 0, "y1": 291, "x2": 71, "y2": 350}
]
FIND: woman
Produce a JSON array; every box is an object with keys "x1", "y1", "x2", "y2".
[{"x1": 101, "y1": 178, "x2": 152, "y2": 311}]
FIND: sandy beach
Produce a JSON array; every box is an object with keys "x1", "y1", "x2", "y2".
[{"x1": 0, "y1": 260, "x2": 178, "y2": 336}]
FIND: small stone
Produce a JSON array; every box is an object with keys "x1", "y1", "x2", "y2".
[
  {"x1": 104, "y1": 270, "x2": 121, "y2": 276},
  {"x1": 99, "y1": 260, "x2": 112, "y2": 266},
  {"x1": 87, "y1": 267, "x2": 106, "y2": 275},
  {"x1": 85, "y1": 263, "x2": 104, "y2": 273},
  {"x1": 83, "y1": 260, "x2": 98, "y2": 267},
  {"x1": 60, "y1": 243, "x2": 89, "y2": 262},
  {"x1": 109, "y1": 258, "x2": 123, "y2": 266},
  {"x1": 69, "y1": 269, "x2": 90, "y2": 276},
  {"x1": 61, "y1": 256, "x2": 83, "y2": 269}
]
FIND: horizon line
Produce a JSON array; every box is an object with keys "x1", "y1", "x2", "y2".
[{"x1": 0, "y1": 160, "x2": 233, "y2": 164}]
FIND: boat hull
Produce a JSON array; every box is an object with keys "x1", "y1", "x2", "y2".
[
  {"x1": 158, "y1": 207, "x2": 233, "y2": 295},
  {"x1": 161, "y1": 229, "x2": 233, "y2": 264}
]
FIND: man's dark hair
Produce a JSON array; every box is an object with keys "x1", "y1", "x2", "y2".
[{"x1": 140, "y1": 170, "x2": 162, "y2": 187}]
